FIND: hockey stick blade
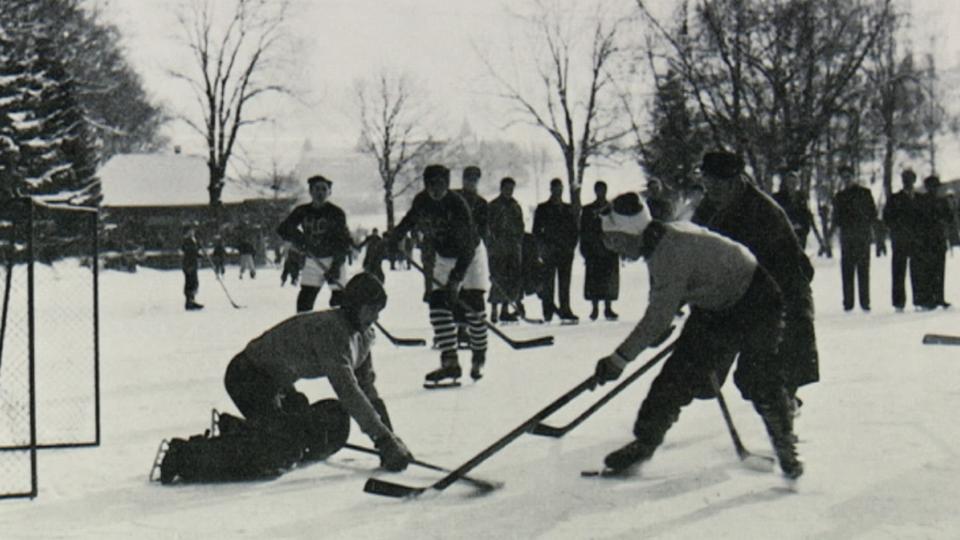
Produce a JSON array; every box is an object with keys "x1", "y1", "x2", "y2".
[
  {"x1": 364, "y1": 477, "x2": 429, "y2": 498},
  {"x1": 406, "y1": 258, "x2": 554, "y2": 349},
  {"x1": 343, "y1": 444, "x2": 502, "y2": 491},
  {"x1": 922, "y1": 333, "x2": 960, "y2": 346},
  {"x1": 363, "y1": 376, "x2": 596, "y2": 499},
  {"x1": 374, "y1": 322, "x2": 427, "y2": 347}
]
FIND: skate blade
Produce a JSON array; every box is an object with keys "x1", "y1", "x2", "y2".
[{"x1": 423, "y1": 381, "x2": 462, "y2": 389}]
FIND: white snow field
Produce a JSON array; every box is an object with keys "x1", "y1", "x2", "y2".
[{"x1": 2, "y1": 249, "x2": 960, "y2": 540}]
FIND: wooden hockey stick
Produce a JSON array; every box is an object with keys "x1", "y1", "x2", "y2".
[
  {"x1": 406, "y1": 258, "x2": 553, "y2": 349},
  {"x1": 708, "y1": 371, "x2": 776, "y2": 470},
  {"x1": 342, "y1": 443, "x2": 501, "y2": 491},
  {"x1": 363, "y1": 375, "x2": 596, "y2": 498},
  {"x1": 529, "y1": 339, "x2": 676, "y2": 437}
]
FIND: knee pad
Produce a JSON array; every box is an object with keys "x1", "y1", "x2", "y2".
[
  {"x1": 460, "y1": 290, "x2": 486, "y2": 312},
  {"x1": 299, "y1": 399, "x2": 350, "y2": 462},
  {"x1": 428, "y1": 290, "x2": 451, "y2": 310}
]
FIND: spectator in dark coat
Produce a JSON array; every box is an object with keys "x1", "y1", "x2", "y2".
[
  {"x1": 487, "y1": 177, "x2": 525, "y2": 322},
  {"x1": 693, "y1": 151, "x2": 818, "y2": 407},
  {"x1": 579, "y1": 180, "x2": 620, "y2": 321},
  {"x1": 773, "y1": 171, "x2": 814, "y2": 250},
  {"x1": 831, "y1": 166, "x2": 878, "y2": 311},
  {"x1": 237, "y1": 238, "x2": 257, "y2": 280},
  {"x1": 533, "y1": 178, "x2": 580, "y2": 322},
  {"x1": 882, "y1": 169, "x2": 922, "y2": 311},
  {"x1": 281, "y1": 244, "x2": 304, "y2": 287},
  {"x1": 913, "y1": 175, "x2": 952, "y2": 309}
]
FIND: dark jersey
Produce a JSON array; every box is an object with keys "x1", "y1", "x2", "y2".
[
  {"x1": 394, "y1": 191, "x2": 478, "y2": 281},
  {"x1": 181, "y1": 237, "x2": 200, "y2": 271},
  {"x1": 277, "y1": 202, "x2": 352, "y2": 262}
]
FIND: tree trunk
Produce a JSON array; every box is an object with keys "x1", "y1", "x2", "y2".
[
  {"x1": 384, "y1": 186, "x2": 395, "y2": 233},
  {"x1": 207, "y1": 163, "x2": 224, "y2": 207}
]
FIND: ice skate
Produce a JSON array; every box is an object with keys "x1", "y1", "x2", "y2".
[{"x1": 424, "y1": 364, "x2": 462, "y2": 389}]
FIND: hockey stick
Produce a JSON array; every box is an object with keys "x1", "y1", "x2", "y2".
[
  {"x1": 363, "y1": 375, "x2": 596, "y2": 498},
  {"x1": 406, "y1": 258, "x2": 554, "y2": 349},
  {"x1": 342, "y1": 443, "x2": 502, "y2": 491},
  {"x1": 530, "y1": 339, "x2": 677, "y2": 438},
  {"x1": 707, "y1": 371, "x2": 775, "y2": 470},
  {"x1": 0, "y1": 253, "x2": 12, "y2": 371},
  {"x1": 312, "y1": 259, "x2": 426, "y2": 347},
  {"x1": 922, "y1": 333, "x2": 960, "y2": 346},
  {"x1": 487, "y1": 275, "x2": 544, "y2": 324},
  {"x1": 198, "y1": 247, "x2": 244, "y2": 309}
]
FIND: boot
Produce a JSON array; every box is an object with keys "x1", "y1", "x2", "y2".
[
  {"x1": 490, "y1": 307, "x2": 499, "y2": 324},
  {"x1": 589, "y1": 302, "x2": 599, "y2": 321},
  {"x1": 558, "y1": 307, "x2": 579, "y2": 324},
  {"x1": 755, "y1": 392, "x2": 803, "y2": 480},
  {"x1": 604, "y1": 439, "x2": 657, "y2": 472},
  {"x1": 515, "y1": 300, "x2": 526, "y2": 319},
  {"x1": 542, "y1": 300, "x2": 556, "y2": 322},
  {"x1": 425, "y1": 351, "x2": 461, "y2": 387},
  {"x1": 470, "y1": 350, "x2": 486, "y2": 381},
  {"x1": 604, "y1": 302, "x2": 618, "y2": 321},
  {"x1": 500, "y1": 304, "x2": 518, "y2": 322}
]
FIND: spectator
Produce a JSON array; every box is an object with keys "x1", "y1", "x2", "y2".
[{"x1": 831, "y1": 166, "x2": 878, "y2": 312}]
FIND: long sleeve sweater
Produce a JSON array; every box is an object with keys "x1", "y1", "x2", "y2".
[
  {"x1": 617, "y1": 221, "x2": 757, "y2": 361},
  {"x1": 240, "y1": 309, "x2": 390, "y2": 441}
]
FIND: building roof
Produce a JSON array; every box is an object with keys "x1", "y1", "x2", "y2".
[{"x1": 98, "y1": 153, "x2": 266, "y2": 207}]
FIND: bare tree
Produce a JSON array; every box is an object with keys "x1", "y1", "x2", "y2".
[
  {"x1": 355, "y1": 71, "x2": 438, "y2": 232},
  {"x1": 636, "y1": 0, "x2": 893, "y2": 191},
  {"x1": 171, "y1": 0, "x2": 293, "y2": 206},
  {"x1": 483, "y1": 0, "x2": 637, "y2": 213}
]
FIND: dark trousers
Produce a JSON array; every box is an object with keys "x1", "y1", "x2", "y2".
[
  {"x1": 540, "y1": 249, "x2": 574, "y2": 311},
  {"x1": 632, "y1": 267, "x2": 785, "y2": 443},
  {"x1": 890, "y1": 242, "x2": 917, "y2": 308},
  {"x1": 183, "y1": 268, "x2": 199, "y2": 300},
  {"x1": 224, "y1": 354, "x2": 301, "y2": 422},
  {"x1": 840, "y1": 240, "x2": 871, "y2": 310}
]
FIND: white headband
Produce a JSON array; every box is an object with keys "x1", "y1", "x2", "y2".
[{"x1": 600, "y1": 198, "x2": 652, "y2": 236}]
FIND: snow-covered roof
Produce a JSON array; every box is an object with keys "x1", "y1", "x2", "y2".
[{"x1": 97, "y1": 153, "x2": 264, "y2": 207}]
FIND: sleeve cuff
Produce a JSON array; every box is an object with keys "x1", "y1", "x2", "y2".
[{"x1": 609, "y1": 349, "x2": 630, "y2": 369}]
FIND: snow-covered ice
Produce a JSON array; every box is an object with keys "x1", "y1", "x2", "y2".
[{"x1": 2, "y1": 250, "x2": 960, "y2": 539}]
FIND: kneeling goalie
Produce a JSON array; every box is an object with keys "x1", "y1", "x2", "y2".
[{"x1": 158, "y1": 272, "x2": 414, "y2": 484}]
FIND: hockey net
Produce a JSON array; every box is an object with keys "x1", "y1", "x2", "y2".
[{"x1": 0, "y1": 198, "x2": 100, "y2": 499}]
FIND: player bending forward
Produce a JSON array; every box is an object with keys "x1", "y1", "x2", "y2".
[{"x1": 592, "y1": 192, "x2": 802, "y2": 480}]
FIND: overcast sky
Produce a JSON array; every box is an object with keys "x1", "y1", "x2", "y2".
[{"x1": 95, "y1": 0, "x2": 960, "y2": 181}]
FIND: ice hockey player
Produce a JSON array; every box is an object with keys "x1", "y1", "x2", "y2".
[
  {"x1": 391, "y1": 164, "x2": 490, "y2": 386},
  {"x1": 180, "y1": 225, "x2": 203, "y2": 310},
  {"x1": 592, "y1": 192, "x2": 802, "y2": 480},
  {"x1": 278, "y1": 175, "x2": 353, "y2": 312},
  {"x1": 221, "y1": 273, "x2": 411, "y2": 472}
]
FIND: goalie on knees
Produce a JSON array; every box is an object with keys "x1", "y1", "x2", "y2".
[{"x1": 159, "y1": 272, "x2": 414, "y2": 484}]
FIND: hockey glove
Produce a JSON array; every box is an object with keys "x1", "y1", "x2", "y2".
[
  {"x1": 594, "y1": 350, "x2": 629, "y2": 386},
  {"x1": 375, "y1": 434, "x2": 413, "y2": 472}
]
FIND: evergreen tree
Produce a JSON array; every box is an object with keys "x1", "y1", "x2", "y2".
[{"x1": 641, "y1": 70, "x2": 708, "y2": 189}]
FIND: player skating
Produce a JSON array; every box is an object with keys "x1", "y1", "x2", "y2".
[
  {"x1": 391, "y1": 164, "x2": 489, "y2": 387},
  {"x1": 278, "y1": 175, "x2": 353, "y2": 312}
]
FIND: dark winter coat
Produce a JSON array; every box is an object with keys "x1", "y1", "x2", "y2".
[
  {"x1": 181, "y1": 236, "x2": 200, "y2": 272},
  {"x1": 914, "y1": 193, "x2": 952, "y2": 252},
  {"x1": 832, "y1": 185, "x2": 877, "y2": 245},
  {"x1": 533, "y1": 200, "x2": 578, "y2": 255},
  {"x1": 772, "y1": 190, "x2": 813, "y2": 241},
  {"x1": 694, "y1": 181, "x2": 818, "y2": 390},
  {"x1": 579, "y1": 199, "x2": 619, "y2": 301},
  {"x1": 883, "y1": 190, "x2": 922, "y2": 248},
  {"x1": 487, "y1": 195, "x2": 525, "y2": 303}
]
